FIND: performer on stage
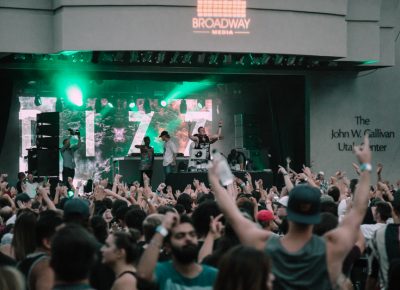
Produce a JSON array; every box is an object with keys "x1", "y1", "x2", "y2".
[
  {"x1": 60, "y1": 129, "x2": 81, "y2": 184},
  {"x1": 134, "y1": 136, "x2": 154, "y2": 186},
  {"x1": 188, "y1": 120, "x2": 222, "y2": 160},
  {"x1": 159, "y1": 131, "x2": 177, "y2": 178}
]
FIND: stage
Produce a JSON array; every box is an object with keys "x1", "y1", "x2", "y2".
[{"x1": 112, "y1": 156, "x2": 273, "y2": 191}]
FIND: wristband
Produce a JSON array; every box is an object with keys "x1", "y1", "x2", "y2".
[
  {"x1": 360, "y1": 163, "x2": 372, "y2": 172},
  {"x1": 240, "y1": 182, "x2": 246, "y2": 188},
  {"x1": 156, "y1": 225, "x2": 169, "y2": 237}
]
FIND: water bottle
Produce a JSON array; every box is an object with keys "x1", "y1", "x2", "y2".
[{"x1": 211, "y1": 149, "x2": 234, "y2": 186}]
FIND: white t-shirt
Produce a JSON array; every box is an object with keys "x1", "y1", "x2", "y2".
[
  {"x1": 163, "y1": 139, "x2": 177, "y2": 166},
  {"x1": 361, "y1": 223, "x2": 386, "y2": 241},
  {"x1": 25, "y1": 181, "x2": 38, "y2": 199}
]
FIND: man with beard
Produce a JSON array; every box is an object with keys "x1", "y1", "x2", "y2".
[{"x1": 137, "y1": 213, "x2": 218, "y2": 290}]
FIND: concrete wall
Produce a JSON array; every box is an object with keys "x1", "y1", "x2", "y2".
[
  {"x1": 309, "y1": 4, "x2": 400, "y2": 183},
  {"x1": 1, "y1": 0, "x2": 394, "y2": 63}
]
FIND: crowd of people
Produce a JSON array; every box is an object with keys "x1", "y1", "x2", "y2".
[{"x1": 0, "y1": 135, "x2": 399, "y2": 290}]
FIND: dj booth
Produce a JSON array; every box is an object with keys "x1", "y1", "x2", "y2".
[{"x1": 112, "y1": 156, "x2": 273, "y2": 191}]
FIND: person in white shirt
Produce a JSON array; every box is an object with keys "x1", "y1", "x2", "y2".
[
  {"x1": 361, "y1": 200, "x2": 392, "y2": 241},
  {"x1": 159, "y1": 131, "x2": 177, "y2": 178},
  {"x1": 23, "y1": 172, "x2": 38, "y2": 199}
]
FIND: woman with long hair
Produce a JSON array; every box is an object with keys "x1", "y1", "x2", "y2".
[
  {"x1": 101, "y1": 231, "x2": 139, "y2": 290},
  {"x1": 214, "y1": 245, "x2": 274, "y2": 290},
  {"x1": 11, "y1": 209, "x2": 38, "y2": 261}
]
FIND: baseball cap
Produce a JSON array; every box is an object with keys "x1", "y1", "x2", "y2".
[
  {"x1": 256, "y1": 210, "x2": 275, "y2": 222},
  {"x1": 64, "y1": 198, "x2": 90, "y2": 217},
  {"x1": 159, "y1": 131, "x2": 169, "y2": 138},
  {"x1": 274, "y1": 196, "x2": 289, "y2": 208},
  {"x1": 287, "y1": 185, "x2": 321, "y2": 225}
]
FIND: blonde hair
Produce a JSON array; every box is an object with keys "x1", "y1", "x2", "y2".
[{"x1": 0, "y1": 266, "x2": 25, "y2": 290}]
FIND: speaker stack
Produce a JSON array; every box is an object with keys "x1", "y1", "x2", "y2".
[
  {"x1": 234, "y1": 114, "x2": 270, "y2": 170},
  {"x1": 28, "y1": 112, "x2": 60, "y2": 176}
]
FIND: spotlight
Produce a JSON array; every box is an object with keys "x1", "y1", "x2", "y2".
[
  {"x1": 182, "y1": 52, "x2": 193, "y2": 64},
  {"x1": 170, "y1": 52, "x2": 180, "y2": 64},
  {"x1": 34, "y1": 94, "x2": 42, "y2": 106},
  {"x1": 197, "y1": 53, "x2": 206, "y2": 64},
  {"x1": 66, "y1": 85, "x2": 83, "y2": 107},
  {"x1": 156, "y1": 52, "x2": 166, "y2": 64},
  {"x1": 107, "y1": 102, "x2": 114, "y2": 108},
  {"x1": 274, "y1": 55, "x2": 284, "y2": 65},
  {"x1": 180, "y1": 99, "x2": 187, "y2": 114},
  {"x1": 130, "y1": 52, "x2": 139, "y2": 63},
  {"x1": 260, "y1": 54, "x2": 271, "y2": 65},
  {"x1": 223, "y1": 54, "x2": 232, "y2": 65},
  {"x1": 143, "y1": 52, "x2": 153, "y2": 63},
  {"x1": 237, "y1": 55, "x2": 246, "y2": 66},
  {"x1": 128, "y1": 96, "x2": 136, "y2": 109},
  {"x1": 160, "y1": 100, "x2": 167, "y2": 107},
  {"x1": 249, "y1": 54, "x2": 256, "y2": 65},
  {"x1": 209, "y1": 53, "x2": 220, "y2": 65},
  {"x1": 286, "y1": 56, "x2": 296, "y2": 66}
]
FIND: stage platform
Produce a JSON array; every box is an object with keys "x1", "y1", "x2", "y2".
[{"x1": 112, "y1": 157, "x2": 273, "y2": 191}]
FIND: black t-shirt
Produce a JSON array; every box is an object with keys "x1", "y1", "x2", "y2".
[
  {"x1": 193, "y1": 134, "x2": 211, "y2": 160},
  {"x1": 16, "y1": 181, "x2": 24, "y2": 194}
]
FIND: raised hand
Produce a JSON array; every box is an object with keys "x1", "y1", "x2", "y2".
[
  {"x1": 244, "y1": 172, "x2": 252, "y2": 181},
  {"x1": 302, "y1": 165, "x2": 313, "y2": 178},
  {"x1": 209, "y1": 214, "x2": 224, "y2": 240},
  {"x1": 352, "y1": 163, "x2": 361, "y2": 175},
  {"x1": 353, "y1": 135, "x2": 371, "y2": 165},
  {"x1": 376, "y1": 163, "x2": 383, "y2": 175},
  {"x1": 162, "y1": 212, "x2": 180, "y2": 231},
  {"x1": 278, "y1": 165, "x2": 288, "y2": 175}
]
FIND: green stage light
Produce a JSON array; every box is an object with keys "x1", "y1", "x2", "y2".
[
  {"x1": 160, "y1": 100, "x2": 167, "y2": 107},
  {"x1": 129, "y1": 102, "x2": 136, "y2": 109},
  {"x1": 107, "y1": 102, "x2": 114, "y2": 108},
  {"x1": 66, "y1": 85, "x2": 83, "y2": 107},
  {"x1": 67, "y1": 189, "x2": 74, "y2": 198},
  {"x1": 363, "y1": 60, "x2": 379, "y2": 65}
]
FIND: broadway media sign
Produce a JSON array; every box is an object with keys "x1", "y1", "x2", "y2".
[{"x1": 193, "y1": 0, "x2": 251, "y2": 35}]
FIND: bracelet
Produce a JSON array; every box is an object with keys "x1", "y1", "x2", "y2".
[
  {"x1": 283, "y1": 173, "x2": 289, "y2": 176},
  {"x1": 360, "y1": 163, "x2": 372, "y2": 172},
  {"x1": 155, "y1": 225, "x2": 169, "y2": 237},
  {"x1": 240, "y1": 183, "x2": 246, "y2": 188},
  {"x1": 218, "y1": 126, "x2": 222, "y2": 128}
]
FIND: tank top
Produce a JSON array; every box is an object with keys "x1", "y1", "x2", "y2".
[{"x1": 265, "y1": 234, "x2": 332, "y2": 290}]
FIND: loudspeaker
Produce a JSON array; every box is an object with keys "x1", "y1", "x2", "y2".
[
  {"x1": 36, "y1": 112, "x2": 59, "y2": 149},
  {"x1": 27, "y1": 148, "x2": 59, "y2": 176},
  {"x1": 37, "y1": 149, "x2": 59, "y2": 176},
  {"x1": 234, "y1": 114, "x2": 261, "y2": 149}
]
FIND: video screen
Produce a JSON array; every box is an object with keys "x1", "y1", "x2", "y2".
[{"x1": 18, "y1": 94, "x2": 213, "y2": 180}]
